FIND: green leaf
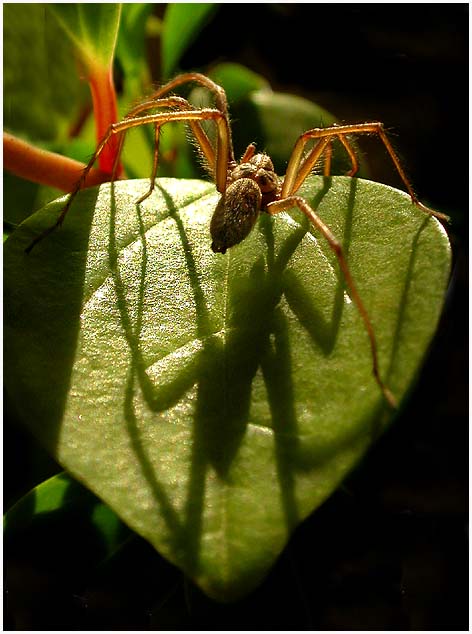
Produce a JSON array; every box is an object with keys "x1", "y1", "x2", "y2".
[
  {"x1": 48, "y1": 3, "x2": 122, "y2": 71},
  {"x1": 3, "y1": 4, "x2": 121, "y2": 223},
  {"x1": 4, "y1": 177, "x2": 451, "y2": 601},
  {"x1": 161, "y1": 3, "x2": 218, "y2": 78},
  {"x1": 4, "y1": 473, "x2": 129, "y2": 559},
  {"x1": 4, "y1": 471, "x2": 132, "y2": 568},
  {"x1": 208, "y1": 63, "x2": 270, "y2": 103}
]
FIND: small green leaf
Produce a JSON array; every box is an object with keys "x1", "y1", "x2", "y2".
[
  {"x1": 161, "y1": 3, "x2": 218, "y2": 78},
  {"x1": 4, "y1": 224, "x2": 17, "y2": 242},
  {"x1": 4, "y1": 472, "x2": 131, "y2": 562},
  {"x1": 4, "y1": 472, "x2": 72, "y2": 525},
  {"x1": 4, "y1": 177, "x2": 450, "y2": 601},
  {"x1": 48, "y1": 4, "x2": 122, "y2": 71},
  {"x1": 208, "y1": 63, "x2": 270, "y2": 103}
]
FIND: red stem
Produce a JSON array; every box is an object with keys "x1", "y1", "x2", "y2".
[
  {"x1": 3, "y1": 132, "x2": 109, "y2": 191},
  {"x1": 88, "y1": 64, "x2": 123, "y2": 177}
]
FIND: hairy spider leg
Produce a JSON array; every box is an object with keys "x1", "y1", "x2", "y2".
[
  {"x1": 283, "y1": 136, "x2": 332, "y2": 195},
  {"x1": 126, "y1": 96, "x2": 219, "y2": 174},
  {"x1": 300, "y1": 135, "x2": 359, "y2": 180},
  {"x1": 135, "y1": 124, "x2": 161, "y2": 205},
  {"x1": 138, "y1": 71, "x2": 235, "y2": 163},
  {"x1": 113, "y1": 96, "x2": 219, "y2": 205},
  {"x1": 282, "y1": 123, "x2": 449, "y2": 221},
  {"x1": 267, "y1": 195, "x2": 397, "y2": 408},
  {"x1": 25, "y1": 107, "x2": 230, "y2": 253},
  {"x1": 322, "y1": 140, "x2": 333, "y2": 177},
  {"x1": 321, "y1": 136, "x2": 360, "y2": 177},
  {"x1": 336, "y1": 135, "x2": 360, "y2": 177},
  {"x1": 239, "y1": 143, "x2": 257, "y2": 163},
  {"x1": 26, "y1": 73, "x2": 237, "y2": 253}
]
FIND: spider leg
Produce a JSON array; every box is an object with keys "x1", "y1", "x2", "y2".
[
  {"x1": 323, "y1": 140, "x2": 333, "y2": 177},
  {"x1": 288, "y1": 133, "x2": 359, "y2": 186},
  {"x1": 141, "y1": 72, "x2": 235, "y2": 162},
  {"x1": 322, "y1": 135, "x2": 359, "y2": 177},
  {"x1": 117, "y1": 96, "x2": 202, "y2": 205},
  {"x1": 135, "y1": 124, "x2": 161, "y2": 205},
  {"x1": 117, "y1": 104, "x2": 230, "y2": 193},
  {"x1": 123, "y1": 96, "x2": 217, "y2": 174},
  {"x1": 282, "y1": 123, "x2": 449, "y2": 221},
  {"x1": 26, "y1": 107, "x2": 229, "y2": 253},
  {"x1": 336, "y1": 135, "x2": 359, "y2": 177},
  {"x1": 267, "y1": 194, "x2": 397, "y2": 408},
  {"x1": 240, "y1": 143, "x2": 257, "y2": 163},
  {"x1": 26, "y1": 74, "x2": 235, "y2": 253},
  {"x1": 283, "y1": 136, "x2": 331, "y2": 197}
]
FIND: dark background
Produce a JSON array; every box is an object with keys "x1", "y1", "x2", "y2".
[{"x1": 5, "y1": 4, "x2": 468, "y2": 630}]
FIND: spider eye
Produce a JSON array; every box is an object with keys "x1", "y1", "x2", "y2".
[
  {"x1": 232, "y1": 163, "x2": 255, "y2": 181},
  {"x1": 241, "y1": 164, "x2": 255, "y2": 175}
]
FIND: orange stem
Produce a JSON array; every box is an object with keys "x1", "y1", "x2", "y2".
[
  {"x1": 3, "y1": 132, "x2": 109, "y2": 191},
  {"x1": 88, "y1": 64, "x2": 123, "y2": 177}
]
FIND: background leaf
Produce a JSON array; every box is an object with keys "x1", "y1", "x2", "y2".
[
  {"x1": 3, "y1": 4, "x2": 87, "y2": 141},
  {"x1": 208, "y1": 62, "x2": 270, "y2": 102},
  {"x1": 115, "y1": 3, "x2": 154, "y2": 102},
  {"x1": 4, "y1": 176, "x2": 450, "y2": 601},
  {"x1": 48, "y1": 4, "x2": 122, "y2": 71}
]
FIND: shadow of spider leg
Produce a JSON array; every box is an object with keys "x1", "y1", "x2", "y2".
[
  {"x1": 283, "y1": 122, "x2": 450, "y2": 222},
  {"x1": 25, "y1": 105, "x2": 230, "y2": 253},
  {"x1": 267, "y1": 194, "x2": 398, "y2": 409}
]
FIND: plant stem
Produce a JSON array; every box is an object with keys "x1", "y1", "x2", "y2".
[
  {"x1": 3, "y1": 132, "x2": 109, "y2": 192},
  {"x1": 88, "y1": 64, "x2": 123, "y2": 177}
]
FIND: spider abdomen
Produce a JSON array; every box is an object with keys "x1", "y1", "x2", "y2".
[{"x1": 210, "y1": 178, "x2": 262, "y2": 254}]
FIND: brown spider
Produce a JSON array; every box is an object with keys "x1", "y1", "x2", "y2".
[{"x1": 26, "y1": 72, "x2": 449, "y2": 408}]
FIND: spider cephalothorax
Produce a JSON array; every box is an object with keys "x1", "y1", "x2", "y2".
[
  {"x1": 228, "y1": 151, "x2": 279, "y2": 199},
  {"x1": 26, "y1": 71, "x2": 449, "y2": 408}
]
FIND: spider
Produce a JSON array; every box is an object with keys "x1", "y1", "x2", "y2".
[{"x1": 26, "y1": 72, "x2": 449, "y2": 408}]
